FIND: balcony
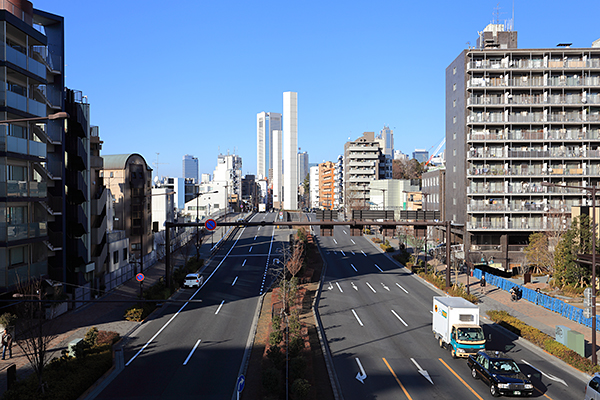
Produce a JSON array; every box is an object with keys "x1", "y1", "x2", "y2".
[
  {"x1": 0, "y1": 221, "x2": 47, "y2": 242},
  {"x1": 0, "y1": 134, "x2": 46, "y2": 158}
]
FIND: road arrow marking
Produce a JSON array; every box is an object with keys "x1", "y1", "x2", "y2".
[
  {"x1": 351, "y1": 239, "x2": 356, "y2": 244},
  {"x1": 333, "y1": 238, "x2": 338, "y2": 244},
  {"x1": 361, "y1": 250, "x2": 367, "y2": 257},
  {"x1": 351, "y1": 309, "x2": 364, "y2": 326},
  {"x1": 350, "y1": 264, "x2": 357, "y2": 272},
  {"x1": 391, "y1": 310, "x2": 408, "y2": 326},
  {"x1": 328, "y1": 282, "x2": 333, "y2": 290},
  {"x1": 411, "y1": 358, "x2": 433, "y2": 384},
  {"x1": 374, "y1": 264, "x2": 383, "y2": 272},
  {"x1": 355, "y1": 358, "x2": 367, "y2": 383},
  {"x1": 366, "y1": 282, "x2": 377, "y2": 293},
  {"x1": 521, "y1": 360, "x2": 568, "y2": 387},
  {"x1": 336, "y1": 282, "x2": 343, "y2": 293},
  {"x1": 341, "y1": 250, "x2": 346, "y2": 256},
  {"x1": 382, "y1": 283, "x2": 390, "y2": 291},
  {"x1": 351, "y1": 282, "x2": 358, "y2": 291},
  {"x1": 396, "y1": 283, "x2": 409, "y2": 293}
]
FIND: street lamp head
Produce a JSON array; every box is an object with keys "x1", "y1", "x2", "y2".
[
  {"x1": 12, "y1": 293, "x2": 23, "y2": 298},
  {"x1": 48, "y1": 112, "x2": 69, "y2": 120}
]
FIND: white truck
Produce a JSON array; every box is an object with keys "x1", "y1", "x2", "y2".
[
  {"x1": 432, "y1": 296, "x2": 486, "y2": 358},
  {"x1": 258, "y1": 203, "x2": 266, "y2": 212}
]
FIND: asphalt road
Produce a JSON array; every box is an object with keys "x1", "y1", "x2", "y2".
[
  {"x1": 316, "y1": 224, "x2": 587, "y2": 400},
  {"x1": 96, "y1": 212, "x2": 280, "y2": 400}
]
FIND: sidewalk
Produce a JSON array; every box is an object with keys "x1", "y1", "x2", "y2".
[
  {"x1": 0, "y1": 212, "x2": 246, "y2": 395},
  {"x1": 367, "y1": 233, "x2": 600, "y2": 363}
]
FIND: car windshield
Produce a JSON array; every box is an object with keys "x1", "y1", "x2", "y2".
[
  {"x1": 186, "y1": 275, "x2": 197, "y2": 280},
  {"x1": 457, "y1": 327, "x2": 484, "y2": 341},
  {"x1": 490, "y1": 360, "x2": 520, "y2": 374}
]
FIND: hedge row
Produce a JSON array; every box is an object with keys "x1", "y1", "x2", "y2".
[
  {"x1": 487, "y1": 310, "x2": 600, "y2": 375},
  {"x1": 418, "y1": 271, "x2": 479, "y2": 304}
]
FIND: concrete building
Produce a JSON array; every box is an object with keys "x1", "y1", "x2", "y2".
[
  {"x1": 213, "y1": 153, "x2": 242, "y2": 211},
  {"x1": 368, "y1": 179, "x2": 420, "y2": 219},
  {"x1": 151, "y1": 186, "x2": 175, "y2": 233},
  {"x1": 333, "y1": 155, "x2": 343, "y2": 209},
  {"x1": 256, "y1": 111, "x2": 282, "y2": 180},
  {"x1": 283, "y1": 92, "x2": 298, "y2": 210},
  {"x1": 102, "y1": 154, "x2": 153, "y2": 270},
  {"x1": 309, "y1": 165, "x2": 319, "y2": 209},
  {"x1": 182, "y1": 154, "x2": 198, "y2": 183},
  {"x1": 343, "y1": 132, "x2": 386, "y2": 213},
  {"x1": 394, "y1": 150, "x2": 409, "y2": 161},
  {"x1": 446, "y1": 22, "x2": 600, "y2": 270},
  {"x1": 319, "y1": 161, "x2": 335, "y2": 210},
  {"x1": 272, "y1": 129, "x2": 283, "y2": 208},
  {"x1": 422, "y1": 167, "x2": 446, "y2": 241},
  {"x1": 412, "y1": 149, "x2": 429, "y2": 163}
]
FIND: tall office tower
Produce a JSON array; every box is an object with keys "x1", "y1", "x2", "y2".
[
  {"x1": 272, "y1": 130, "x2": 283, "y2": 208},
  {"x1": 297, "y1": 151, "x2": 309, "y2": 185},
  {"x1": 183, "y1": 154, "x2": 199, "y2": 182},
  {"x1": 377, "y1": 126, "x2": 394, "y2": 157},
  {"x1": 256, "y1": 111, "x2": 282, "y2": 180},
  {"x1": 447, "y1": 22, "x2": 600, "y2": 270},
  {"x1": 0, "y1": 3, "x2": 67, "y2": 291},
  {"x1": 412, "y1": 149, "x2": 429, "y2": 163},
  {"x1": 283, "y1": 92, "x2": 298, "y2": 210}
]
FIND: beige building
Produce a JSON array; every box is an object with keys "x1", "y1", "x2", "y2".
[
  {"x1": 319, "y1": 161, "x2": 335, "y2": 210},
  {"x1": 101, "y1": 154, "x2": 153, "y2": 268}
]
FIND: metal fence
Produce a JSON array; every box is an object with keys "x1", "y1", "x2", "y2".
[{"x1": 473, "y1": 269, "x2": 598, "y2": 331}]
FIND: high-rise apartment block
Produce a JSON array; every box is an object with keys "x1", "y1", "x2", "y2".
[
  {"x1": 334, "y1": 155, "x2": 344, "y2": 209},
  {"x1": 447, "y1": 22, "x2": 600, "y2": 269},
  {"x1": 319, "y1": 161, "x2": 335, "y2": 210},
  {"x1": 309, "y1": 165, "x2": 320, "y2": 209},
  {"x1": 283, "y1": 92, "x2": 298, "y2": 210},
  {"x1": 256, "y1": 111, "x2": 282, "y2": 180},
  {"x1": 183, "y1": 154, "x2": 198, "y2": 182}
]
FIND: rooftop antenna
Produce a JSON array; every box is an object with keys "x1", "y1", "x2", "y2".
[{"x1": 153, "y1": 152, "x2": 168, "y2": 180}]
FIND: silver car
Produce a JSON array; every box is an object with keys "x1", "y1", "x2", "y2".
[
  {"x1": 183, "y1": 273, "x2": 203, "y2": 288},
  {"x1": 585, "y1": 373, "x2": 600, "y2": 400}
]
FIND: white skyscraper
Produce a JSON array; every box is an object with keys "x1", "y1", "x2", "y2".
[
  {"x1": 297, "y1": 151, "x2": 309, "y2": 185},
  {"x1": 272, "y1": 130, "x2": 283, "y2": 208},
  {"x1": 256, "y1": 112, "x2": 282, "y2": 180},
  {"x1": 309, "y1": 165, "x2": 319, "y2": 209},
  {"x1": 283, "y1": 92, "x2": 298, "y2": 210}
]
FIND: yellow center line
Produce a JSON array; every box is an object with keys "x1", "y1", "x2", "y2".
[
  {"x1": 382, "y1": 357, "x2": 413, "y2": 400},
  {"x1": 535, "y1": 387, "x2": 554, "y2": 400},
  {"x1": 438, "y1": 358, "x2": 484, "y2": 400}
]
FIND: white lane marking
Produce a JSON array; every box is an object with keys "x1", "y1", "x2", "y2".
[
  {"x1": 366, "y1": 282, "x2": 376, "y2": 293},
  {"x1": 351, "y1": 309, "x2": 364, "y2": 326},
  {"x1": 351, "y1": 239, "x2": 356, "y2": 244},
  {"x1": 395, "y1": 283, "x2": 409, "y2": 293},
  {"x1": 355, "y1": 358, "x2": 367, "y2": 384},
  {"x1": 382, "y1": 283, "x2": 390, "y2": 291},
  {"x1": 215, "y1": 300, "x2": 225, "y2": 315},
  {"x1": 183, "y1": 339, "x2": 202, "y2": 365},
  {"x1": 391, "y1": 310, "x2": 408, "y2": 326},
  {"x1": 361, "y1": 250, "x2": 367, "y2": 257},
  {"x1": 333, "y1": 238, "x2": 338, "y2": 244},
  {"x1": 520, "y1": 360, "x2": 568, "y2": 386},
  {"x1": 254, "y1": 235, "x2": 257, "y2": 240},
  {"x1": 336, "y1": 282, "x2": 343, "y2": 293},
  {"x1": 126, "y1": 226, "x2": 247, "y2": 366},
  {"x1": 341, "y1": 250, "x2": 346, "y2": 256},
  {"x1": 242, "y1": 259, "x2": 247, "y2": 266},
  {"x1": 351, "y1": 282, "x2": 358, "y2": 290},
  {"x1": 249, "y1": 246, "x2": 253, "y2": 252},
  {"x1": 350, "y1": 264, "x2": 357, "y2": 272},
  {"x1": 258, "y1": 226, "x2": 261, "y2": 230},
  {"x1": 232, "y1": 276, "x2": 238, "y2": 286},
  {"x1": 259, "y1": 226, "x2": 276, "y2": 295},
  {"x1": 374, "y1": 264, "x2": 383, "y2": 272},
  {"x1": 411, "y1": 357, "x2": 434, "y2": 384},
  {"x1": 343, "y1": 230, "x2": 347, "y2": 235},
  {"x1": 328, "y1": 282, "x2": 333, "y2": 290},
  {"x1": 333, "y1": 251, "x2": 337, "y2": 255},
  {"x1": 352, "y1": 251, "x2": 355, "y2": 255}
]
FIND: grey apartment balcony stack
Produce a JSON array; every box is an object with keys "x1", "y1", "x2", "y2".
[{"x1": 447, "y1": 23, "x2": 600, "y2": 271}]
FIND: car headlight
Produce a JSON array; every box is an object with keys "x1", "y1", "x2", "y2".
[
  {"x1": 497, "y1": 383, "x2": 510, "y2": 389},
  {"x1": 457, "y1": 348, "x2": 465, "y2": 353},
  {"x1": 524, "y1": 384, "x2": 533, "y2": 389}
]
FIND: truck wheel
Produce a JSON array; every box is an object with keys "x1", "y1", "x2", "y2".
[
  {"x1": 450, "y1": 346, "x2": 457, "y2": 359},
  {"x1": 438, "y1": 338, "x2": 444, "y2": 348},
  {"x1": 490, "y1": 384, "x2": 500, "y2": 397},
  {"x1": 471, "y1": 368, "x2": 478, "y2": 379}
]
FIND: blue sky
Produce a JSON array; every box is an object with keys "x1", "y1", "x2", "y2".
[{"x1": 32, "y1": 0, "x2": 600, "y2": 178}]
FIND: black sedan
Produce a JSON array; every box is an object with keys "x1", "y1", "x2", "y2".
[{"x1": 467, "y1": 350, "x2": 534, "y2": 397}]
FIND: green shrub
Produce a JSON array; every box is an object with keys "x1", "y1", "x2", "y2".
[
  {"x1": 272, "y1": 314, "x2": 281, "y2": 331},
  {"x1": 380, "y1": 240, "x2": 394, "y2": 252},
  {"x1": 0, "y1": 313, "x2": 17, "y2": 330},
  {"x1": 266, "y1": 345, "x2": 285, "y2": 369},
  {"x1": 291, "y1": 378, "x2": 311, "y2": 399},
  {"x1": 289, "y1": 336, "x2": 304, "y2": 359},
  {"x1": 269, "y1": 330, "x2": 283, "y2": 346},
  {"x1": 418, "y1": 271, "x2": 479, "y2": 304},
  {"x1": 262, "y1": 367, "x2": 281, "y2": 395},
  {"x1": 290, "y1": 356, "x2": 307, "y2": 381},
  {"x1": 371, "y1": 237, "x2": 382, "y2": 244},
  {"x1": 84, "y1": 326, "x2": 99, "y2": 347},
  {"x1": 124, "y1": 303, "x2": 155, "y2": 322}
]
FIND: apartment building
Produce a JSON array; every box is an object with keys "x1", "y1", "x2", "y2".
[
  {"x1": 0, "y1": 2, "x2": 66, "y2": 291},
  {"x1": 213, "y1": 153, "x2": 242, "y2": 211},
  {"x1": 309, "y1": 165, "x2": 319, "y2": 209},
  {"x1": 447, "y1": 22, "x2": 600, "y2": 269},
  {"x1": 319, "y1": 161, "x2": 334, "y2": 210},
  {"x1": 333, "y1": 155, "x2": 343, "y2": 209},
  {"x1": 343, "y1": 132, "x2": 386, "y2": 213}
]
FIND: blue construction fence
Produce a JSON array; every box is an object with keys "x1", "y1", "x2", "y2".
[{"x1": 473, "y1": 268, "x2": 599, "y2": 332}]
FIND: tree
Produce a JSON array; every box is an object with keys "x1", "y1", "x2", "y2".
[
  {"x1": 14, "y1": 279, "x2": 59, "y2": 394},
  {"x1": 523, "y1": 232, "x2": 553, "y2": 274},
  {"x1": 553, "y1": 214, "x2": 597, "y2": 288}
]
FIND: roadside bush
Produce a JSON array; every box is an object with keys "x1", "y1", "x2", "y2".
[
  {"x1": 291, "y1": 378, "x2": 311, "y2": 399},
  {"x1": 418, "y1": 271, "x2": 479, "y2": 304},
  {"x1": 124, "y1": 303, "x2": 155, "y2": 322},
  {"x1": 84, "y1": 326, "x2": 99, "y2": 347},
  {"x1": 393, "y1": 249, "x2": 410, "y2": 265},
  {"x1": 269, "y1": 330, "x2": 283, "y2": 346},
  {"x1": 290, "y1": 356, "x2": 307, "y2": 381},
  {"x1": 380, "y1": 240, "x2": 393, "y2": 252},
  {"x1": 371, "y1": 237, "x2": 382, "y2": 244},
  {"x1": 272, "y1": 314, "x2": 281, "y2": 331},
  {"x1": 262, "y1": 367, "x2": 281, "y2": 395},
  {"x1": 289, "y1": 336, "x2": 304, "y2": 359},
  {"x1": 266, "y1": 345, "x2": 285, "y2": 369}
]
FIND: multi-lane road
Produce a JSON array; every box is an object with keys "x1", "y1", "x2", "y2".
[
  {"x1": 97, "y1": 212, "x2": 280, "y2": 400},
  {"x1": 316, "y1": 223, "x2": 586, "y2": 400}
]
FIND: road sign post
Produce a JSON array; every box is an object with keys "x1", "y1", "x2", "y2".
[
  {"x1": 236, "y1": 374, "x2": 245, "y2": 400},
  {"x1": 136, "y1": 273, "x2": 144, "y2": 298}
]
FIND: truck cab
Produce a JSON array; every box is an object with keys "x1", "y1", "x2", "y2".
[{"x1": 449, "y1": 324, "x2": 486, "y2": 358}]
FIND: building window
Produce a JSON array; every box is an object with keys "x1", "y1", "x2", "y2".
[
  {"x1": 113, "y1": 251, "x2": 119, "y2": 264},
  {"x1": 123, "y1": 248, "x2": 128, "y2": 261},
  {"x1": 9, "y1": 246, "x2": 25, "y2": 266}
]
